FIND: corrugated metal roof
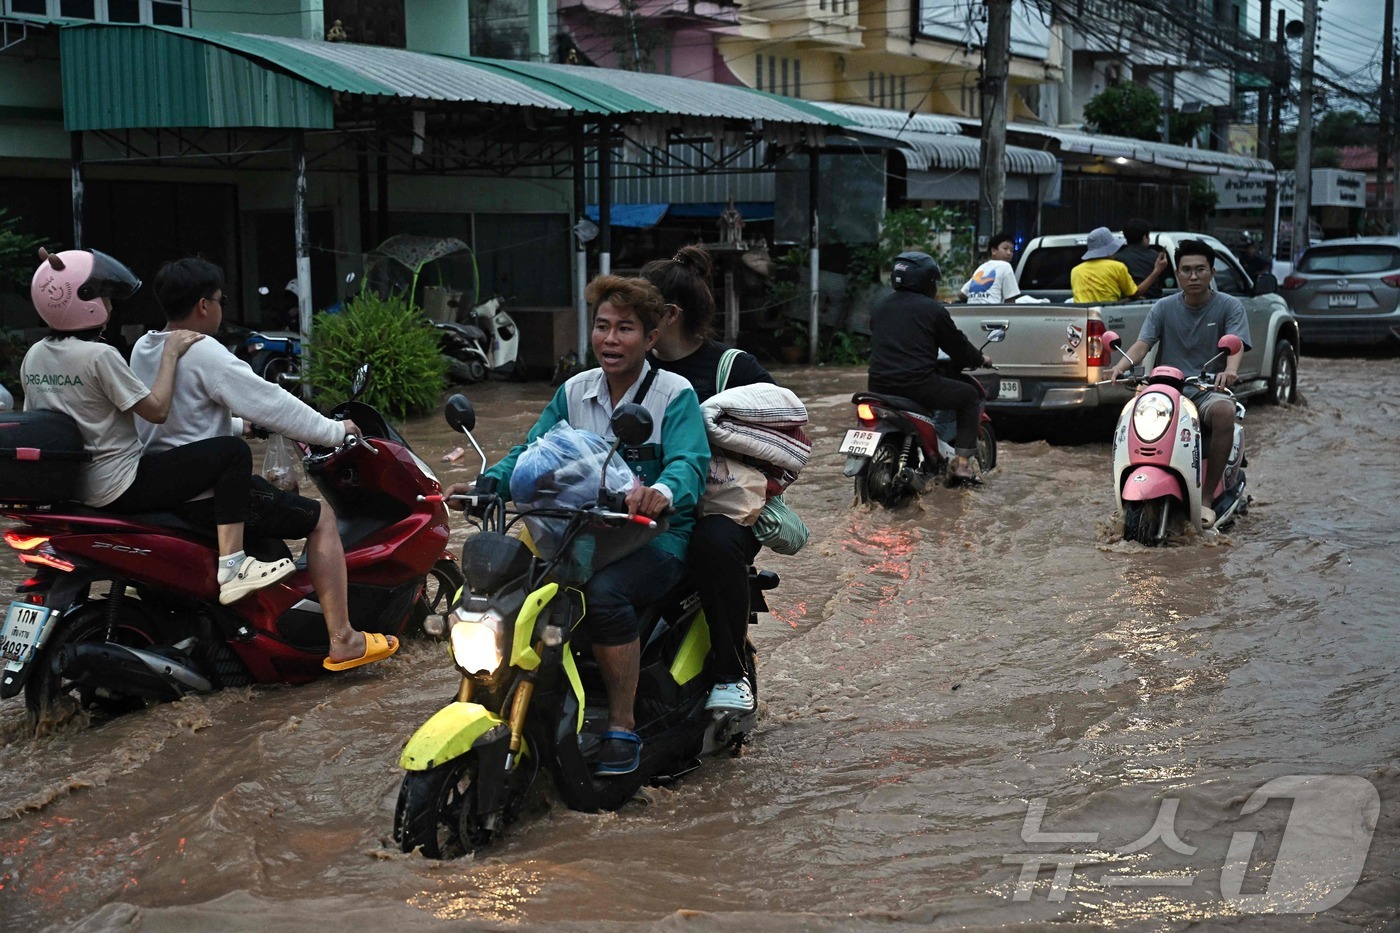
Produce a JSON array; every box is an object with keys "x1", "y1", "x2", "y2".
[
  {"x1": 56, "y1": 23, "x2": 847, "y2": 132},
  {"x1": 60, "y1": 25, "x2": 335, "y2": 130},
  {"x1": 814, "y1": 102, "x2": 962, "y2": 136},
  {"x1": 954, "y1": 118, "x2": 1275, "y2": 179},
  {"x1": 852, "y1": 127, "x2": 1058, "y2": 175}
]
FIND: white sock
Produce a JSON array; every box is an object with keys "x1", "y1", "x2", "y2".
[{"x1": 217, "y1": 551, "x2": 246, "y2": 585}]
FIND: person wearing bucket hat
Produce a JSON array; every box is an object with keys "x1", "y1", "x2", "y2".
[{"x1": 1071, "y1": 226, "x2": 1168, "y2": 303}]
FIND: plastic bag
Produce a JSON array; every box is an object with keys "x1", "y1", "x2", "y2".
[
  {"x1": 510, "y1": 421, "x2": 636, "y2": 509},
  {"x1": 262, "y1": 433, "x2": 300, "y2": 494},
  {"x1": 752, "y1": 494, "x2": 809, "y2": 556},
  {"x1": 698, "y1": 451, "x2": 767, "y2": 526}
]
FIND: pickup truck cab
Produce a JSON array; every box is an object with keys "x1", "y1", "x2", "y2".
[{"x1": 950, "y1": 231, "x2": 1301, "y2": 413}]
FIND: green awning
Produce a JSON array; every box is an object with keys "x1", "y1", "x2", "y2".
[{"x1": 55, "y1": 23, "x2": 848, "y2": 133}]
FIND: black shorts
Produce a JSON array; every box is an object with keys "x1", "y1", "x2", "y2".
[{"x1": 180, "y1": 474, "x2": 321, "y2": 540}]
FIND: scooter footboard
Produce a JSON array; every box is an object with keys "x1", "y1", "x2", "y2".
[
  {"x1": 400, "y1": 701, "x2": 509, "y2": 771},
  {"x1": 1120, "y1": 467, "x2": 1186, "y2": 503}
]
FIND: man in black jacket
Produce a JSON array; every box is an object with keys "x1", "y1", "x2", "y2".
[{"x1": 867, "y1": 251, "x2": 991, "y2": 482}]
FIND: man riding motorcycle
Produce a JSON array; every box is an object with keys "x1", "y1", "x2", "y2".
[{"x1": 867, "y1": 252, "x2": 992, "y2": 483}]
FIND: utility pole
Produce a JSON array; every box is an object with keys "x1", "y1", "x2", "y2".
[
  {"x1": 1379, "y1": 0, "x2": 1395, "y2": 231},
  {"x1": 1393, "y1": 33, "x2": 1400, "y2": 232},
  {"x1": 1257, "y1": 0, "x2": 1271, "y2": 161},
  {"x1": 1290, "y1": 0, "x2": 1318, "y2": 266},
  {"x1": 978, "y1": 0, "x2": 1011, "y2": 242},
  {"x1": 1263, "y1": 10, "x2": 1285, "y2": 262}
]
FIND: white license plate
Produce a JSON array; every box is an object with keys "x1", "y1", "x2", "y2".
[
  {"x1": 839, "y1": 429, "x2": 881, "y2": 456},
  {"x1": 1, "y1": 600, "x2": 55, "y2": 671},
  {"x1": 997, "y1": 379, "x2": 1022, "y2": 401},
  {"x1": 1328, "y1": 293, "x2": 1359, "y2": 308}
]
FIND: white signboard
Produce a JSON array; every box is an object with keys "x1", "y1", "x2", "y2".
[
  {"x1": 917, "y1": 0, "x2": 1051, "y2": 61},
  {"x1": 1214, "y1": 169, "x2": 1367, "y2": 210}
]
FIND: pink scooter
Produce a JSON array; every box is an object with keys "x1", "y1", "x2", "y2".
[{"x1": 1106, "y1": 332, "x2": 1248, "y2": 545}]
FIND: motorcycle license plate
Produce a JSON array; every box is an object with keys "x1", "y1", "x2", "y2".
[
  {"x1": 997, "y1": 378, "x2": 1021, "y2": 401},
  {"x1": 1, "y1": 601, "x2": 54, "y2": 672},
  {"x1": 839, "y1": 429, "x2": 880, "y2": 457},
  {"x1": 1327, "y1": 293, "x2": 1358, "y2": 308}
]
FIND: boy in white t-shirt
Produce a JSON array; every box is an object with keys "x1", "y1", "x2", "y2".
[{"x1": 960, "y1": 231, "x2": 1021, "y2": 304}]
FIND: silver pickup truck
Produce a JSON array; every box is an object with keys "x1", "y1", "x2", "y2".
[{"x1": 951, "y1": 231, "x2": 1301, "y2": 414}]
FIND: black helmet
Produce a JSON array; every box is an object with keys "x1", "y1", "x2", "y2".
[{"x1": 891, "y1": 251, "x2": 941, "y2": 297}]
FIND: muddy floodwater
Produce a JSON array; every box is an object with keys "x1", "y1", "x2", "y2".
[{"x1": 1, "y1": 356, "x2": 1398, "y2": 931}]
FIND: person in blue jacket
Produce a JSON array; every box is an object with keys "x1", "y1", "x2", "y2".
[{"x1": 446, "y1": 274, "x2": 708, "y2": 777}]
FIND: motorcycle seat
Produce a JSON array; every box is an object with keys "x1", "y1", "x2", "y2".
[{"x1": 851, "y1": 391, "x2": 933, "y2": 417}]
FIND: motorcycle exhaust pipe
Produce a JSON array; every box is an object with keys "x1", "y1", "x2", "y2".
[{"x1": 55, "y1": 643, "x2": 214, "y2": 700}]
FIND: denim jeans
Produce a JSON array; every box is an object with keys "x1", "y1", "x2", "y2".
[{"x1": 583, "y1": 545, "x2": 684, "y2": 646}]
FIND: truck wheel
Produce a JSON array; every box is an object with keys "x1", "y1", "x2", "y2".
[{"x1": 1267, "y1": 339, "x2": 1297, "y2": 405}]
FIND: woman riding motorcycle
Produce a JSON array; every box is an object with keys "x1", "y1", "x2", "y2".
[
  {"x1": 444, "y1": 274, "x2": 708, "y2": 776},
  {"x1": 21, "y1": 247, "x2": 294, "y2": 604},
  {"x1": 641, "y1": 245, "x2": 773, "y2": 714}
]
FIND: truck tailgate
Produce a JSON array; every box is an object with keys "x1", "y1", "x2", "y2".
[{"x1": 949, "y1": 305, "x2": 1091, "y2": 379}]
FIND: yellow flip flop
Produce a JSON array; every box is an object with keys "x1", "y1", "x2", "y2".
[{"x1": 323, "y1": 632, "x2": 399, "y2": 671}]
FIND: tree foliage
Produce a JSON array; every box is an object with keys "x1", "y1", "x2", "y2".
[
  {"x1": 1083, "y1": 83, "x2": 1163, "y2": 141},
  {"x1": 305, "y1": 291, "x2": 446, "y2": 420},
  {"x1": 0, "y1": 208, "x2": 43, "y2": 291}
]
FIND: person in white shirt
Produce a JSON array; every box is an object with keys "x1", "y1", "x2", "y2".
[
  {"x1": 129, "y1": 258, "x2": 397, "y2": 672},
  {"x1": 959, "y1": 231, "x2": 1022, "y2": 305},
  {"x1": 22, "y1": 247, "x2": 294, "y2": 606}
]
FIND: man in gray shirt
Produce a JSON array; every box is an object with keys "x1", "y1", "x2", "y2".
[{"x1": 1107, "y1": 240, "x2": 1251, "y2": 527}]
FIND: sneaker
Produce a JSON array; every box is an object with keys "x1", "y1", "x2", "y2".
[
  {"x1": 219, "y1": 555, "x2": 296, "y2": 605},
  {"x1": 706, "y1": 679, "x2": 756, "y2": 713}
]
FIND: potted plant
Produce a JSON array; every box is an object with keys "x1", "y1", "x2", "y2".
[{"x1": 774, "y1": 317, "x2": 809, "y2": 363}]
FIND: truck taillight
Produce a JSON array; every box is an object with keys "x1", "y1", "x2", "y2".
[{"x1": 1086, "y1": 318, "x2": 1109, "y2": 367}]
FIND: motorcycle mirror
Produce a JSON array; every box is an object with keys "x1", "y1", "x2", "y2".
[
  {"x1": 986, "y1": 328, "x2": 1007, "y2": 344},
  {"x1": 1103, "y1": 330, "x2": 1121, "y2": 350},
  {"x1": 345, "y1": 272, "x2": 356, "y2": 284},
  {"x1": 445, "y1": 394, "x2": 476, "y2": 433},
  {"x1": 351, "y1": 364, "x2": 371, "y2": 399},
  {"x1": 257, "y1": 286, "x2": 270, "y2": 296},
  {"x1": 1218, "y1": 334, "x2": 1245, "y2": 356},
  {"x1": 610, "y1": 403, "x2": 653, "y2": 446}
]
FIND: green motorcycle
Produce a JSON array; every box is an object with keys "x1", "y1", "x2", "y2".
[{"x1": 394, "y1": 395, "x2": 777, "y2": 859}]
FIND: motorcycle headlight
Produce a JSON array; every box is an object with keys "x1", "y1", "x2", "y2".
[
  {"x1": 450, "y1": 606, "x2": 506, "y2": 676},
  {"x1": 1132, "y1": 391, "x2": 1175, "y2": 444}
]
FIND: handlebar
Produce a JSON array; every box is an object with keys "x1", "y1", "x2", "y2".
[{"x1": 420, "y1": 492, "x2": 659, "y2": 529}]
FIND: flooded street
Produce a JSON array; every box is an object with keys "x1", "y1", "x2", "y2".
[{"x1": 2, "y1": 355, "x2": 1398, "y2": 931}]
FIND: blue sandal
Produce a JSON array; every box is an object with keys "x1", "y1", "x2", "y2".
[{"x1": 593, "y1": 729, "x2": 642, "y2": 777}]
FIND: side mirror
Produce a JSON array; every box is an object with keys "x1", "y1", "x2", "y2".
[
  {"x1": 1218, "y1": 334, "x2": 1245, "y2": 356},
  {"x1": 350, "y1": 364, "x2": 371, "y2": 399},
  {"x1": 610, "y1": 403, "x2": 653, "y2": 446},
  {"x1": 445, "y1": 394, "x2": 476, "y2": 433},
  {"x1": 1253, "y1": 273, "x2": 1278, "y2": 296}
]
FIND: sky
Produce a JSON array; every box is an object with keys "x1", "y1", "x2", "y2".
[{"x1": 1247, "y1": 0, "x2": 1395, "y2": 113}]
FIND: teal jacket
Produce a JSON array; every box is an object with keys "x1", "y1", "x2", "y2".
[{"x1": 483, "y1": 362, "x2": 709, "y2": 558}]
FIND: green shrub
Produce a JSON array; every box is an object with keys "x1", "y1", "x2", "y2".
[{"x1": 305, "y1": 292, "x2": 446, "y2": 419}]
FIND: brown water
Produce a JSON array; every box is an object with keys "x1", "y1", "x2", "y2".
[{"x1": 2, "y1": 358, "x2": 1398, "y2": 932}]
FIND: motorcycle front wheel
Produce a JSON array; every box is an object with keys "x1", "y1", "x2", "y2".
[
  {"x1": 1122, "y1": 498, "x2": 1170, "y2": 546},
  {"x1": 394, "y1": 753, "x2": 492, "y2": 859},
  {"x1": 25, "y1": 596, "x2": 160, "y2": 728}
]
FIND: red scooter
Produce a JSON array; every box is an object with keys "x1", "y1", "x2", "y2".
[
  {"x1": 0, "y1": 368, "x2": 462, "y2": 728},
  {"x1": 841, "y1": 329, "x2": 1005, "y2": 508}
]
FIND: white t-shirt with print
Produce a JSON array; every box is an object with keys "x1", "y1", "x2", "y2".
[
  {"x1": 960, "y1": 259, "x2": 1021, "y2": 304},
  {"x1": 21, "y1": 336, "x2": 150, "y2": 507}
]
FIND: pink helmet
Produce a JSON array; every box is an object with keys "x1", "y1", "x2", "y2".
[{"x1": 30, "y1": 248, "x2": 141, "y2": 332}]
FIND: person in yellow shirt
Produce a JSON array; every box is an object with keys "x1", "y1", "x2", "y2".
[{"x1": 1071, "y1": 226, "x2": 1168, "y2": 303}]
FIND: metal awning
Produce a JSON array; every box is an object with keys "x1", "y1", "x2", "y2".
[
  {"x1": 812, "y1": 102, "x2": 1057, "y2": 176},
  {"x1": 55, "y1": 23, "x2": 848, "y2": 134},
  {"x1": 954, "y1": 118, "x2": 1276, "y2": 180}
]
